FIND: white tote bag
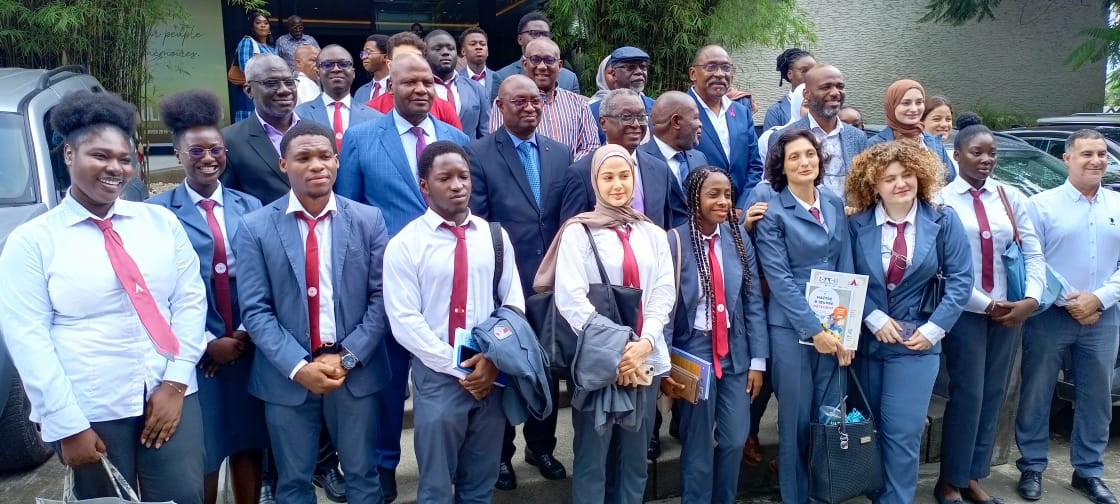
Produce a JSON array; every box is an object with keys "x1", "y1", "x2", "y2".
[{"x1": 36, "y1": 456, "x2": 174, "y2": 504}]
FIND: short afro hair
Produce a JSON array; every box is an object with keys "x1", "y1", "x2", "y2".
[
  {"x1": 158, "y1": 89, "x2": 223, "y2": 146},
  {"x1": 280, "y1": 121, "x2": 337, "y2": 157},
  {"x1": 418, "y1": 140, "x2": 469, "y2": 180},
  {"x1": 50, "y1": 89, "x2": 137, "y2": 146}
]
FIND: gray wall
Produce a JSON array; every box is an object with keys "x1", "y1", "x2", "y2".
[{"x1": 730, "y1": 0, "x2": 1106, "y2": 125}]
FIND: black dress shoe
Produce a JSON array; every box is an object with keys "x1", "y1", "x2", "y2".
[
  {"x1": 378, "y1": 466, "x2": 397, "y2": 503},
  {"x1": 1072, "y1": 474, "x2": 1119, "y2": 504},
  {"x1": 647, "y1": 437, "x2": 661, "y2": 460},
  {"x1": 525, "y1": 449, "x2": 567, "y2": 480},
  {"x1": 1018, "y1": 471, "x2": 1043, "y2": 501},
  {"x1": 258, "y1": 484, "x2": 277, "y2": 504},
  {"x1": 313, "y1": 466, "x2": 348, "y2": 503},
  {"x1": 495, "y1": 461, "x2": 517, "y2": 491}
]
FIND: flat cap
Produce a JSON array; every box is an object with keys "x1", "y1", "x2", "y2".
[{"x1": 609, "y1": 46, "x2": 649, "y2": 65}]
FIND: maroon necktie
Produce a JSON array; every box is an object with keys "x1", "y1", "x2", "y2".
[
  {"x1": 410, "y1": 126, "x2": 427, "y2": 169},
  {"x1": 809, "y1": 206, "x2": 823, "y2": 225},
  {"x1": 332, "y1": 102, "x2": 344, "y2": 151},
  {"x1": 435, "y1": 77, "x2": 457, "y2": 111},
  {"x1": 886, "y1": 221, "x2": 908, "y2": 292},
  {"x1": 91, "y1": 217, "x2": 181, "y2": 359},
  {"x1": 707, "y1": 236, "x2": 729, "y2": 379},
  {"x1": 443, "y1": 223, "x2": 468, "y2": 347},
  {"x1": 372, "y1": 82, "x2": 382, "y2": 98},
  {"x1": 471, "y1": 70, "x2": 485, "y2": 82},
  {"x1": 612, "y1": 225, "x2": 643, "y2": 334},
  {"x1": 970, "y1": 189, "x2": 995, "y2": 292},
  {"x1": 297, "y1": 212, "x2": 327, "y2": 351},
  {"x1": 199, "y1": 200, "x2": 233, "y2": 336}
]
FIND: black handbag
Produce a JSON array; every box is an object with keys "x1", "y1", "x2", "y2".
[
  {"x1": 526, "y1": 224, "x2": 643, "y2": 380},
  {"x1": 808, "y1": 367, "x2": 885, "y2": 503},
  {"x1": 918, "y1": 208, "x2": 947, "y2": 319}
]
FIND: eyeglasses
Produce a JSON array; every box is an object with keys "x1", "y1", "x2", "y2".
[
  {"x1": 319, "y1": 60, "x2": 354, "y2": 71},
  {"x1": 692, "y1": 63, "x2": 735, "y2": 74},
  {"x1": 249, "y1": 77, "x2": 297, "y2": 90},
  {"x1": 612, "y1": 62, "x2": 648, "y2": 73},
  {"x1": 359, "y1": 49, "x2": 383, "y2": 59},
  {"x1": 602, "y1": 113, "x2": 649, "y2": 125},
  {"x1": 525, "y1": 55, "x2": 559, "y2": 67},
  {"x1": 178, "y1": 146, "x2": 227, "y2": 159},
  {"x1": 508, "y1": 96, "x2": 544, "y2": 108},
  {"x1": 518, "y1": 29, "x2": 552, "y2": 39}
]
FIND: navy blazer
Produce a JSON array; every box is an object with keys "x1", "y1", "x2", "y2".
[
  {"x1": 665, "y1": 222, "x2": 769, "y2": 374},
  {"x1": 772, "y1": 116, "x2": 870, "y2": 177},
  {"x1": 868, "y1": 128, "x2": 957, "y2": 182},
  {"x1": 848, "y1": 202, "x2": 972, "y2": 356},
  {"x1": 453, "y1": 76, "x2": 491, "y2": 139},
  {"x1": 294, "y1": 95, "x2": 384, "y2": 131},
  {"x1": 763, "y1": 95, "x2": 791, "y2": 131},
  {"x1": 638, "y1": 138, "x2": 710, "y2": 189},
  {"x1": 221, "y1": 116, "x2": 290, "y2": 205},
  {"x1": 588, "y1": 94, "x2": 655, "y2": 144},
  {"x1": 234, "y1": 195, "x2": 392, "y2": 406},
  {"x1": 465, "y1": 127, "x2": 572, "y2": 296},
  {"x1": 754, "y1": 186, "x2": 854, "y2": 340},
  {"x1": 558, "y1": 148, "x2": 688, "y2": 230},
  {"x1": 335, "y1": 112, "x2": 471, "y2": 235},
  {"x1": 148, "y1": 184, "x2": 263, "y2": 336},
  {"x1": 688, "y1": 88, "x2": 764, "y2": 208},
  {"x1": 490, "y1": 61, "x2": 580, "y2": 100}
]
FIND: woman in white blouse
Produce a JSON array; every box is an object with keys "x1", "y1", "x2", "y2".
[{"x1": 534, "y1": 144, "x2": 674, "y2": 504}]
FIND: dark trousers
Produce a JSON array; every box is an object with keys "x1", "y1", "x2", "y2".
[
  {"x1": 68, "y1": 393, "x2": 205, "y2": 504},
  {"x1": 376, "y1": 336, "x2": 411, "y2": 470},
  {"x1": 501, "y1": 374, "x2": 560, "y2": 461},
  {"x1": 749, "y1": 367, "x2": 773, "y2": 437}
]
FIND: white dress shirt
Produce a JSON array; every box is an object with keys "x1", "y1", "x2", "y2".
[
  {"x1": 690, "y1": 228, "x2": 766, "y2": 371},
  {"x1": 370, "y1": 75, "x2": 391, "y2": 98},
  {"x1": 692, "y1": 87, "x2": 733, "y2": 161},
  {"x1": 393, "y1": 110, "x2": 436, "y2": 180},
  {"x1": 383, "y1": 209, "x2": 525, "y2": 378},
  {"x1": 295, "y1": 71, "x2": 320, "y2": 105},
  {"x1": 0, "y1": 194, "x2": 207, "y2": 442},
  {"x1": 433, "y1": 71, "x2": 463, "y2": 114},
  {"x1": 653, "y1": 136, "x2": 686, "y2": 186},
  {"x1": 466, "y1": 66, "x2": 490, "y2": 92},
  {"x1": 861, "y1": 202, "x2": 947, "y2": 344},
  {"x1": 1029, "y1": 180, "x2": 1120, "y2": 309},
  {"x1": 321, "y1": 93, "x2": 352, "y2": 133},
  {"x1": 807, "y1": 114, "x2": 846, "y2": 200},
  {"x1": 553, "y1": 222, "x2": 675, "y2": 375},
  {"x1": 285, "y1": 192, "x2": 339, "y2": 379},
  {"x1": 941, "y1": 177, "x2": 1046, "y2": 313}
]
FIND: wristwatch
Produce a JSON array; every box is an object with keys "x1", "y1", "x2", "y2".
[{"x1": 340, "y1": 348, "x2": 358, "y2": 370}]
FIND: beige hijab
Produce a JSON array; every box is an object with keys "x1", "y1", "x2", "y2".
[{"x1": 533, "y1": 144, "x2": 652, "y2": 292}]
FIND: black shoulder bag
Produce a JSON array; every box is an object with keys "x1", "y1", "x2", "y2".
[{"x1": 918, "y1": 208, "x2": 946, "y2": 319}]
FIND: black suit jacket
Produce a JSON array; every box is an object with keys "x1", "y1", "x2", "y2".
[
  {"x1": 465, "y1": 127, "x2": 573, "y2": 295},
  {"x1": 221, "y1": 116, "x2": 290, "y2": 205},
  {"x1": 559, "y1": 147, "x2": 688, "y2": 230},
  {"x1": 636, "y1": 140, "x2": 710, "y2": 190}
]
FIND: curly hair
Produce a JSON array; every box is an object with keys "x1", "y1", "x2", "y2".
[
  {"x1": 682, "y1": 166, "x2": 753, "y2": 328},
  {"x1": 844, "y1": 140, "x2": 946, "y2": 213},
  {"x1": 158, "y1": 89, "x2": 223, "y2": 146},
  {"x1": 50, "y1": 89, "x2": 137, "y2": 145},
  {"x1": 765, "y1": 128, "x2": 826, "y2": 192}
]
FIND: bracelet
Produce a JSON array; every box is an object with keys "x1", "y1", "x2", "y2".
[{"x1": 162, "y1": 382, "x2": 185, "y2": 394}]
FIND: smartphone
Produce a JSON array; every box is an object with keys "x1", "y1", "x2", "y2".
[
  {"x1": 635, "y1": 364, "x2": 655, "y2": 386},
  {"x1": 898, "y1": 321, "x2": 918, "y2": 341}
]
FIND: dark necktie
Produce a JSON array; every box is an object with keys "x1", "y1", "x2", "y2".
[
  {"x1": 970, "y1": 189, "x2": 995, "y2": 292},
  {"x1": 199, "y1": 199, "x2": 233, "y2": 336},
  {"x1": 886, "y1": 221, "x2": 908, "y2": 292},
  {"x1": 471, "y1": 71, "x2": 485, "y2": 82},
  {"x1": 612, "y1": 225, "x2": 643, "y2": 334},
  {"x1": 809, "y1": 206, "x2": 823, "y2": 225},
  {"x1": 332, "y1": 102, "x2": 344, "y2": 151},
  {"x1": 707, "y1": 235, "x2": 729, "y2": 378},
  {"x1": 435, "y1": 76, "x2": 457, "y2": 111},
  {"x1": 372, "y1": 81, "x2": 382, "y2": 98},
  {"x1": 673, "y1": 152, "x2": 689, "y2": 184},
  {"x1": 297, "y1": 212, "x2": 327, "y2": 351},
  {"x1": 443, "y1": 223, "x2": 469, "y2": 347},
  {"x1": 91, "y1": 217, "x2": 180, "y2": 359}
]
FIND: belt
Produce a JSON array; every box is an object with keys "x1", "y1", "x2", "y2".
[{"x1": 312, "y1": 341, "x2": 340, "y2": 358}]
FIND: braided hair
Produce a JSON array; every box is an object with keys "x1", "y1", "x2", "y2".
[
  {"x1": 683, "y1": 166, "x2": 754, "y2": 330},
  {"x1": 776, "y1": 48, "x2": 812, "y2": 86}
]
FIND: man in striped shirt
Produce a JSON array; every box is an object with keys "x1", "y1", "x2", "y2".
[{"x1": 488, "y1": 38, "x2": 599, "y2": 161}]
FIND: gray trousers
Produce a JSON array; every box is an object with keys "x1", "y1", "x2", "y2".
[
  {"x1": 571, "y1": 383, "x2": 656, "y2": 504},
  {"x1": 68, "y1": 393, "x2": 205, "y2": 504},
  {"x1": 677, "y1": 357, "x2": 749, "y2": 504},
  {"x1": 411, "y1": 361, "x2": 505, "y2": 504}
]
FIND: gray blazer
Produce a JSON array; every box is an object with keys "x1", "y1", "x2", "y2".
[
  {"x1": 452, "y1": 76, "x2": 491, "y2": 139},
  {"x1": 569, "y1": 313, "x2": 644, "y2": 433},
  {"x1": 473, "y1": 306, "x2": 554, "y2": 425}
]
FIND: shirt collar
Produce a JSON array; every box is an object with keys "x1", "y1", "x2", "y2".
[
  {"x1": 61, "y1": 189, "x2": 136, "y2": 226},
  {"x1": 321, "y1": 93, "x2": 352, "y2": 110},
  {"x1": 392, "y1": 109, "x2": 435, "y2": 138},
  {"x1": 183, "y1": 181, "x2": 225, "y2": 207},
  {"x1": 285, "y1": 191, "x2": 337, "y2": 219},
  {"x1": 652, "y1": 136, "x2": 680, "y2": 162},
  {"x1": 434, "y1": 70, "x2": 459, "y2": 85},
  {"x1": 790, "y1": 188, "x2": 821, "y2": 213},
  {"x1": 807, "y1": 113, "x2": 841, "y2": 137},
  {"x1": 947, "y1": 175, "x2": 993, "y2": 195},
  {"x1": 873, "y1": 200, "x2": 918, "y2": 227},
  {"x1": 255, "y1": 110, "x2": 300, "y2": 136},
  {"x1": 420, "y1": 207, "x2": 476, "y2": 231},
  {"x1": 1060, "y1": 179, "x2": 1100, "y2": 202},
  {"x1": 467, "y1": 67, "x2": 487, "y2": 79},
  {"x1": 506, "y1": 129, "x2": 537, "y2": 148},
  {"x1": 701, "y1": 224, "x2": 723, "y2": 242},
  {"x1": 689, "y1": 86, "x2": 732, "y2": 116}
]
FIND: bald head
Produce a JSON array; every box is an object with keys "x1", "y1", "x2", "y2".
[
  {"x1": 391, "y1": 53, "x2": 435, "y2": 125},
  {"x1": 390, "y1": 52, "x2": 430, "y2": 81},
  {"x1": 498, "y1": 74, "x2": 538, "y2": 98},
  {"x1": 651, "y1": 91, "x2": 702, "y2": 152},
  {"x1": 524, "y1": 37, "x2": 559, "y2": 57},
  {"x1": 294, "y1": 44, "x2": 320, "y2": 77},
  {"x1": 802, "y1": 64, "x2": 846, "y2": 123},
  {"x1": 245, "y1": 53, "x2": 289, "y2": 82},
  {"x1": 498, "y1": 75, "x2": 542, "y2": 139}
]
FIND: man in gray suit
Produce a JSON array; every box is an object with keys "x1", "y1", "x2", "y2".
[
  {"x1": 425, "y1": 30, "x2": 490, "y2": 139},
  {"x1": 295, "y1": 45, "x2": 383, "y2": 151},
  {"x1": 235, "y1": 121, "x2": 392, "y2": 504}
]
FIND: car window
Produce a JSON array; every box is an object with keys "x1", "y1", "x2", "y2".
[
  {"x1": 42, "y1": 109, "x2": 71, "y2": 201},
  {"x1": 991, "y1": 149, "x2": 1068, "y2": 195},
  {"x1": 0, "y1": 113, "x2": 39, "y2": 205}
]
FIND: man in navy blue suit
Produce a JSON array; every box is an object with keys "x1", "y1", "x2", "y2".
[
  {"x1": 589, "y1": 46, "x2": 655, "y2": 144},
  {"x1": 560, "y1": 88, "x2": 688, "y2": 229},
  {"x1": 235, "y1": 121, "x2": 392, "y2": 504},
  {"x1": 425, "y1": 30, "x2": 490, "y2": 139},
  {"x1": 334, "y1": 51, "x2": 470, "y2": 503},
  {"x1": 465, "y1": 74, "x2": 572, "y2": 490},
  {"x1": 688, "y1": 45, "x2": 764, "y2": 209},
  {"x1": 643, "y1": 91, "x2": 708, "y2": 189}
]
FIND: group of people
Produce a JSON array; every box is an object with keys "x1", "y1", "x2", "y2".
[{"x1": 1, "y1": 8, "x2": 1118, "y2": 504}]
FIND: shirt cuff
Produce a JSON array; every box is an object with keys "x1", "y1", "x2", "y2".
[
  {"x1": 1092, "y1": 288, "x2": 1118, "y2": 311},
  {"x1": 749, "y1": 358, "x2": 766, "y2": 371},
  {"x1": 39, "y1": 402, "x2": 92, "y2": 443},
  {"x1": 965, "y1": 289, "x2": 994, "y2": 313},
  {"x1": 163, "y1": 358, "x2": 196, "y2": 386},
  {"x1": 863, "y1": 310, "x2": 890, "y2": 333},
  {"x1": 918, "y1": 322, "x2": 947, "y2": 345},
  {"x1": 289, "y1": 359, "x2": 309, "y2": 380}
]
